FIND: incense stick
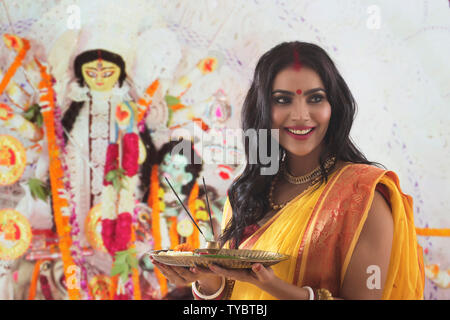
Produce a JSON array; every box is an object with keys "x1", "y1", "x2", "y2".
[
  {"x1": 164, "y1": 177, "x2": 207, "y2": 241},
  {"x1": 202, "y1": 177, "x2": 215, "y2": 238}
]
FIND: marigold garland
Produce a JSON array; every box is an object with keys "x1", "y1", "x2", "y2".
[
  {"x1": 186, "y1": 182, "x2": 200, "y2": 250},
  {"x1": 28, "y1": 259, "x2": 43, "y2": 300},
  {"x1": 415, "y1": 228, "x2": 450, "y2": 237},
  {"x1": 148, "y1": 164, "x2": 168, "y2": 296},
  {"x1": 36, "y1": 59, "x2": 80, "y2": 300},
  {"x1": 110, "y1": 275, "x2": 119, "y2": 300},
  {"x1": 168, "y1": 216, "x2": 179, "y2": 249},
  {"x1": 130, "y1": 225, "x2": 141, "y2": 300},
  {"x1": 137, "y1": 79, "x2": 159, "y2": 122},
  {"x1": 0, "y1": 35, "x2": 30, "y2": 96}
]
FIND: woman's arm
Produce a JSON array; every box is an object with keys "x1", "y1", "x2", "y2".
[{"x1": 339, "y1": 190, "x2": 394, "y2": 299}]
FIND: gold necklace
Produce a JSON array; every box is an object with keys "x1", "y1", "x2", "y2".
[
  {"x1": 268, "y1": 173, "x2": 316, "y2": 211},
  {"x1": 269, "y1": 157, "x2": 336, "y2": 211},
  {"x1": 283, "y1": 157, "x2": 336, "y2": 185},
  {"x1": 268, "y1": 174, "x2": 285, "y2": 210}
]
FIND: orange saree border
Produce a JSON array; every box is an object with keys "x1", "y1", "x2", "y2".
[
  {"x1": 292, "y1": 164, "x2": 350, "y2": 285},
  {"x1": 293, "y1": 164, "x2": 387, "y2": 294}
]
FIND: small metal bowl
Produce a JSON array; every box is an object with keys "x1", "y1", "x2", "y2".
[{"x1": 201, "y1": 241, "x2": 221, "y2": 254}]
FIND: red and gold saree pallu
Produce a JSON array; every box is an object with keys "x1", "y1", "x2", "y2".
[{"x1": 221, "y1": 164, "x2": 424, "y2": 300}]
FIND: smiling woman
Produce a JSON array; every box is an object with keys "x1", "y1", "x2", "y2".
[{"x1": 152, "y1": 41, "x2": 425, "y2": 300}]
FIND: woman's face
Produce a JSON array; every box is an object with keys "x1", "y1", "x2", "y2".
[
  {"x1": 81, "y1": 59, "x2": 121, "y2": 92},
  {"x1": 271, "y1": 66, "x2": 331, "y2": 158}
]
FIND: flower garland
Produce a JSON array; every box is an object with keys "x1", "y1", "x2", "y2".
[
  {"x1": 0, "y1": 34, "x2": 29, "y2": 96},
  {"x1": 186, "y1": 182, "x2": 200, "y2": 250},
  {"x1": 137, "y1": 79, "x2": 160, "y2": 123},
  {"x1": 155, "y1": 185, "x2": 179, "y2": 250},
  {"x1": 168, "y1": 216, "x2": 179, "y2": 249},
  {"x1": 130, "y1": 216, "x2": 141, "y2": 300},
  {"x1": 53, "y1": 103, "x2": 91, "y2": 299},
  {"x1": 36, "y1": 58, "x2": 80, "y2": 300},
  {"x1": 28, "y1": 259, "x2": 43, "y2": 300},
  {"x1": 147, "y1": 164, "x2": 168, "y2": 296},
  {"x1": 100, "y1": 102, "x2": 141, "y2": 299}
]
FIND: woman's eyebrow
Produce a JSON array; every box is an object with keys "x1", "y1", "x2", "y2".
[
  {"x1": 271, "y1": 89, "x2": 294, "y2": 95},
  {"x1": 271, "y1": 88, "x2": 326, "y2": 95},
  {"x1": 303, "y1": 88, "x2": 326, "y2": 95}
]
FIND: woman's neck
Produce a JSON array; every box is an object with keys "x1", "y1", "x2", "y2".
[{"x1": 285, "y1": 144, "x2": 325, "y2": 176}]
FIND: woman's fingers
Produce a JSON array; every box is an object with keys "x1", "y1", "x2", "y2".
[
  {"x1": 152, "y1": 260, "x2": 191, "y2": 285},
  {"x1": 190, "y1": 265, "x2": 215, "y2": 275},
  {"x1": 251, "y1": 263, "x2": 274, "y2": 283},
  {"x1": 171, "y1": 266, "x2": 198, "y2": 283},
  {"x1": 208, "y1": 264, "x2": 256, "y2": 283},
  {"x1": 208, "y1": 263, "x2": 274, "y2": 285}
]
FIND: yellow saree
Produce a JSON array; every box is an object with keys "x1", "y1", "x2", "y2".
[{"x1": 221, "y1": 164, "x2": 424, "y2": 300}]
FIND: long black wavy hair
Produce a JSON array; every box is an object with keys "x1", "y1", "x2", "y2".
[
  {"x1": 220, "y1": 41, "x2": 382, "y2": 248},
  {"x1": 61, "y1": 49, "x2": 127, "y2": 141}
]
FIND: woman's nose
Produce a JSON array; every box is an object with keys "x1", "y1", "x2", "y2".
[{"x1": 290, "y1": 100, "x2": 310, "y2": 120}]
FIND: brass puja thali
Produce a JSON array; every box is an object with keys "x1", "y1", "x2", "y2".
[{"x1": 148, "y1": 248, "x2": 289, "y2": 269}]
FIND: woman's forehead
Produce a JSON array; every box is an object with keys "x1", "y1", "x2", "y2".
[{"x1": 272, "y1": 67, "x2": 324, "y2": 89}]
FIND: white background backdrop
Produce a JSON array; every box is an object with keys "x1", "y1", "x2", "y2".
[{"x1": 1, "y1": 0, "x2": 449, "y2": 299}]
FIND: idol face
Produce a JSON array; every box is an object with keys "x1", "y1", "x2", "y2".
[
  {"x1": 81, "y1": 59, "x2": 121, "y2": 92},
  {"x1": 271, "y1": 66, "x2": 331, "y2": 158},
  {"x1": 160, "y1": 153, "x2": 193, "y2": 194}
]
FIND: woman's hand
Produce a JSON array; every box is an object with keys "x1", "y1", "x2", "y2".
[
  {"x1": 151, "y1": 257, "x2": 279, "y2": 296},
  {"x1": 150, "y1": 257, "x2": 223, "y2": 294},
  {"x1": 208, "y1": 263, "x2": 276, "y2": 289}
]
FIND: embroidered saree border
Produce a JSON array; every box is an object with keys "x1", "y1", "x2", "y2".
[
  {"x1": 292, "y1": 164, "x2": 348, "y2": 286},
  {"x1": 294, "y1": 164, "x2": 386, "y2": 294}
]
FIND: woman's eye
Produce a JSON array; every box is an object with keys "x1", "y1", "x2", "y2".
[
  {"x1": 273, "y1": 96, "x2": 291, "y2": 105},
  {"x1": 102, "y1": 71, "x2": 114, "y2": 78},
  {"x1": 309, "y1": 95, "x2": 325, "y2": 104}
]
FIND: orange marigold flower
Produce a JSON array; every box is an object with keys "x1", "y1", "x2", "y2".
[{"x1": 173, "y1": 243, "x2": 194, "y2": 252}]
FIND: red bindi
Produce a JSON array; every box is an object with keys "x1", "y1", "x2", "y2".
[{"x1": 296, "y1": 89, "x2": 302, "y2": 95}]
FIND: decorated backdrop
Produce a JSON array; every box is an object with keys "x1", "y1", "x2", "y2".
[{"x1": 0, "y1": 0, "x2": 449, "y2": 300}]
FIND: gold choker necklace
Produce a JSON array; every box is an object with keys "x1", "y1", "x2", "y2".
[
  {"x1": 282, "y1": 157, "x2": 336, "y2": 185},
  {"x1": 269, "y1": 157, "x2": 337, "y2": 210}
]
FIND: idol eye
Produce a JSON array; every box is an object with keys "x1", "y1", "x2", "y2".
[
  {"x1": 102, "y1": 71, "x2": 115, "y2": 78},
  {"x1": 85, "y1": 71, "x2": 97, "y2": 78}
]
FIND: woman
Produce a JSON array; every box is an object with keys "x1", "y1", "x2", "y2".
[{"x1": 151, "y1": 41, "x2": 424, "y2": 300}]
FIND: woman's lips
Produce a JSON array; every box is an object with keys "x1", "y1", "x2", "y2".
[{"x1": 284, "y1": 127, "x2": 315, "y2": 140}]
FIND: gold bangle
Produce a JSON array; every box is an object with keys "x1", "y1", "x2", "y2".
[{"x1": 316, "y1": 288, "x2": 334, "y2": 300}]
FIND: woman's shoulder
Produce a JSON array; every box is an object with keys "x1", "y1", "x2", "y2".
[
  {"x1": 338, "y1": 162, "x2": 408, "y2": 200},
  {"x1": 337, "y1": 162, "x2": 388, "y2": 182}
]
